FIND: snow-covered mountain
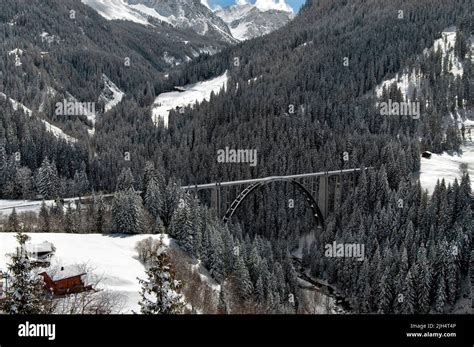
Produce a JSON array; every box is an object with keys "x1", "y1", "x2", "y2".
[
  {"x1": 81, "y1": 0, "x2": 293, "y2": 42},
  {"x1": 215, "y1": 0, "x2": 294, "y2": 41},
  {"x1": 81, "y1": 0, "x2": 237, "y2": 44}
]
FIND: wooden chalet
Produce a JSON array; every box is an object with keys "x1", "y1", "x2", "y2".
[{"x1": 40, "y1": 266, "x2": 93, "y2": 296}]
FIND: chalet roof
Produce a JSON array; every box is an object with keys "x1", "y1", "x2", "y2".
[
  {"x1": 50, "y1": 266, "x2": 86, "y2": 281},
  {"x1": 26, "y1": 241, "x2": 55, "y2": 254}
]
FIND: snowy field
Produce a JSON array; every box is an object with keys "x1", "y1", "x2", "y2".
[
  {"x1": 419, "y1": 143, "x2": 474, "y2": 194},
  {"x1": 0, "y1": 233, "x2": 167, "y2": 313},
  {"x1": 152, "y1": 71, "x2": 228, "y2": 127}
]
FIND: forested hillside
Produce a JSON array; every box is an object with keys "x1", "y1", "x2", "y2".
[{"x1": 0, "y1": 0, "x2": 231, "y2": 142}]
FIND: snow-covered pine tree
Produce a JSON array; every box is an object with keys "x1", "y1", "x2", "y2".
[
  {"x1": 138, "y1": 237, "x2": 185, "y2": 314},
  {"x1": 116, "y1": 168, "x2": 134, "y2": 192},
  {"x1": 2, "y1": 232, "x2": 46, "y2": 314},
  {"x1": 233, "y1": 255, "x2": 253, "y2": 301},
  {"x1": 255, "y1": 276, "x2": 265, "y2": 307},
  {"x1": 159, "y1": 180, "x2": 181, "y2": 229},
  {"x1": 445, "y1": 244, "x2": 459, "y2": 305},
  {"x1": 112, "y1": 189, "x2": 145, "y2": 234},
  {"x1": 247, "y1": 242, "x2": 261, "y2": 284},
  {"x1": 208, "y1": 226, "x2": 225, "y2": 282},
  {"x1": 273, "y1": 262, "x2": 286, "y2": 303},
  {"x1": 435, "y1": 268, "x2": 447, "y2": 313},
  {"x1": 36, "y1": 158, "x2": 59, "y2": 199},
  {"x1": 170, "y1": 193, "x2": 196, "y2": 255},
  {"x1": 415, "y1": 245, "x2": 432, "y2": 313},
  {"x1": 377, "y1": 267, "x2": 393, "y2": 313},
  {"x1": 73, "y1": 168, "x2": 89, "y2": 197},
  {"x1": 64, "y1": 203, "x2": 75, "y2": 233},
  {"x1": 402, "y1": 268, "x2": 417, "y2": 314},
  {"x1": 38, "y1": 201, "x2": 51, "y2": 233},
  {"x1": 7, "y1": 208, "x2": 20, "y2": 233},
  {"x1": 94, "y1": 195, "x2": 107, "y2": 234},
  {"x1": 142, "y1": 161, "x2": 165, "y2": 198},
  {"x1": 144, "y1": 179, "x2": 162, "y2": 220},
  {"x1": 217, "y1": 286, "x2": 229, "y2": 314}
]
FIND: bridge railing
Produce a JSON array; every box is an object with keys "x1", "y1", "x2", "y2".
[{"x1": 181, "y1": 168, "x2": 370, "y2": 191}]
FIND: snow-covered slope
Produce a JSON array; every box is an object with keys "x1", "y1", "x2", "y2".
[
  {"x1": 215, "y1": 1, "x2": 294, "y2": 41},
  {"x1": 375, "y1": 27, "x2": 471, "y2": 99},
  {"x1": 0, "y1": 92, "x2": 77, "y2": 143},
  {"x1": 0, "y1": 233, "x2": 167, "y2": 313},
  {"x1": 420, "y1": 143, "x2": 474, "y2": 194},
  {"x1": 0, "y1": 232, "x2": 220, "y2": 313},
  {"x1": 99, "y1": 74, "x2": 125, "y2": 113},
  {"x1": 8, "y1": 48, "x2": 23, "y2": 66},
  {"x1": 80, "y1": 0, "x2": 151, "y2": 26},
  {"x1": 433, "y1": 26, "x2": 465, "y2": 77},
  {"x1": 152, "y1": 71, "x2": 228, "y2": 127}
]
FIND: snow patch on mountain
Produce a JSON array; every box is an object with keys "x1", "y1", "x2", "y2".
[
  {"x1": 433, "y1": 27, "x2": 464, "y2": 77},
  {"x1": 152, "y1": 71, "x2": 228, "y2": 127},
  {"x1": 375, "y1": 69, "x2": 423, "y2": 101},
  {"x1": 40, "y1": 32, "x2": 58, "y2": 45},
  {"x1": 126, "y1": 3, "x2": 173, "y2": 25},
  {"x1": 99, "y1": 74, "x2": 125, "y2": 113},
  {"x1": 375, "y1": 27, "x2": 470, "y2": 101},
  {"x1": 41, "y1": 121, "x2": 78, "y2": 144},
  {"x1": 8, "y1": 48, "x2": 23, "y2": 66},
  {"x1": 81, "y1": 0, "x2": 151, "y2": 26},
  {"x1": 163, "y1": 51, "x2": 181, "y2": 66},
  {"x1": 0, "y1": 92, "x2": 77, "y2": 143}
]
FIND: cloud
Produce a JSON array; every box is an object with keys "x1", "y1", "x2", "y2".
[{"x1": 254, "y1": 0, "x2": 293, "y2": 13}]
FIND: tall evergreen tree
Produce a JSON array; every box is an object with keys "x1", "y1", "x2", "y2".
[
  {"x1": 36, "y1": 158, "x2": 59, "y2": 199},
  {"x1": 2, "y1": 232, "x2": 46, "y2": 314},
  {"x1": 138, "y1": 237, "x2": 185, "y2": 314}
]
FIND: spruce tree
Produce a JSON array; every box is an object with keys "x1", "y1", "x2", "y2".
[
  {"x1": 39, "y1": 201, "x2": 51, "y2": 233},
  {"x1": 112, "y1": 189, "x2": 145, "y2": 234},
  {"x1": 233, "y1": 255, "x2": 253, "y2": 301},
  {"x1": 116, "y1": 168, "x2": 135, "y2": 192},
  {"x1": 7, "y1": 208, "x2": 20, "y2": 233},
  {"x1": 144, "y1": 179, "x2": 162, "y2": 220},
  {"x1": 2, "y1": 232, "x2": 46, "y2": 314},
  {"x1": 138, "y1": 237, "x2": 185, "y2": 314},
  {"x1": 36, "y1": 158, "x2": 59, "y2": 199}
]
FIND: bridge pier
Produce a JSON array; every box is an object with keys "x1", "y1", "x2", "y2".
[
  {"x1": 211, "y1": 183, "x2": 221, "y2": 218},
  {"x1": 318, "y1": 173, "x2": 342, "y2": 219},
  {"x1": 318, "y1": 174, "x2": 328, "y2": 219}
]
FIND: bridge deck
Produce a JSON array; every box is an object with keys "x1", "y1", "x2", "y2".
[{"x1": 182, "y1": 168, "x2": 368, "y2": 191}]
